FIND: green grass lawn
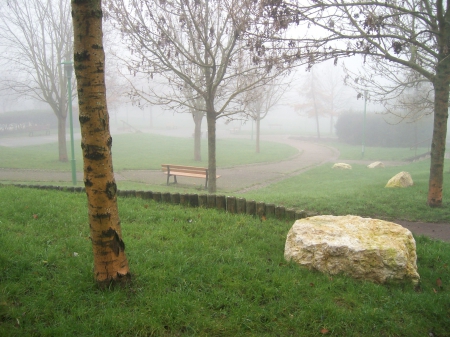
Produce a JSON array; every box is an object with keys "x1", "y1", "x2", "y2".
[
  {"x1": 240, "y1": 160, "x2": 450, "y2": 223},
  {"x1": 0, "y1": 133, "x2": 298, "y2": 171},
  {"x1": 1, "y1": 185, "x2": 449, "y2": 336}
]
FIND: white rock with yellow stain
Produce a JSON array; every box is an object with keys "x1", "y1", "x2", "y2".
[
  {"x1": 385, "y1": 171, "x2": 413, "y2": 188},
  {"x1": 284, "y1": 215, "x2": 419, "y2": 284},
  {"x1": 367, "y1": 161, "x2": 385, "y2": 168},
  {"x1": 332, "y1": 163, "x2": 352, "y2": 170}
]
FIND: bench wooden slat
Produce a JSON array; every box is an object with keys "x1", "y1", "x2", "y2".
[{"x1": 161, "y1": 164, "x2": 220, "y2": 189}]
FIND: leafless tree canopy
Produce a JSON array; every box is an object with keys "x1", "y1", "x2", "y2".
[{"x1": 0, "y1": 0, "x2": 73, "y2": 161}]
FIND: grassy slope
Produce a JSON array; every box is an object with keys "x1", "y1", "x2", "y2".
[
  {"x1": 0, "y1": 133, "x2": 297, "y2": 171},
  {"x1": 240, "y1": 160, "x2": 450, "y2": 222},
  {"x1": 0, "y1": 185, "x2": 449, "y2": 336}
]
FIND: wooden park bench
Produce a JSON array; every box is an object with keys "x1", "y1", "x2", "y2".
[
  {"x1": 161, "y1": 164, "x2": 220, "y2": 189},
  {"x1": 28, "y1": 124, "x2": 50, "y2": 136}
]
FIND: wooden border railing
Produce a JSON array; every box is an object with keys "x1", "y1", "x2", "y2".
[{"x1": 6, "y1": 184, "x2": 309, "y2": 221}]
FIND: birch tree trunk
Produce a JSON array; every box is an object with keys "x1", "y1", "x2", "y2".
[{"x1": 71, "y1": 0, "x2": 131, "y2": 287}]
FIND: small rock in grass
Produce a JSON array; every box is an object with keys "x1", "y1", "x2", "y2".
[
  {"x1": 367, "y1": 161, "x2": 385, "y2": 168},
  {"x1": 385, "y1": 171, "x2": 413, "y2": 188},
  {"x1": 332, "y1": 163, "x2": 352, "y2": 170}
]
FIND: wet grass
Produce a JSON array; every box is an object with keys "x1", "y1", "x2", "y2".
[
  {"x1": 0, "y1": 133, "x2": 297, "y2": 171},
  {"x1": 0, "y1": 185, "x2": 450, "y2": 336},
  {"x1": 241, "y1": 160, "x2": 450, "y2": 223}
]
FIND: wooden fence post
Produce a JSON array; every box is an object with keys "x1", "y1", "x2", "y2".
[
  {"x1": 226, "y1": 196, "x2": 237, "y2": 213},
  {"x1": 275, "y1": 206, "x2": 285, "y2": 219},
  {"x1": 207, "y1": 194, "x2": 216, "y2": 208},
  {"x1": 189, "y1": 194, "x2": 199, "y2": 207},
  {"x1": 198, "y1": 194, "x2": 208, "y2": 207},
  {"x1": 236, "y1": 198, "x2": 246, "y2": 214},
  {"x1": 216, "y1": 195, "x2": 226, "y2": 211},
  {"x1": 171, "y1": 193, "x2": 180, "y2": 204},
  {"x1": 256, "y1": 202, "x2": 266, "y2": 217},
  {"x1": 266, "y1": 204, "x2": 275, "y2": 218},
  {"x1": 153, "y1": 192, "x2": 162, "y2": 202},
  {"x1": 246, "y1": 200, "x2": 256, "y2": 216}
]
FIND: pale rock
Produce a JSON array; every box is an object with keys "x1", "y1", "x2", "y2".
[
  {"x1": 332, "y1": 163, "x2": 352, "y2": 170},
  {"x1": 367, "y1": 161, "x2": 385, "y2": 168},
  {"x1": 385, "y1": 171, "x2": 413, "y2": 188},
  {"x1": 284, "y1": 215, "x2": 420, "y2": 284}
]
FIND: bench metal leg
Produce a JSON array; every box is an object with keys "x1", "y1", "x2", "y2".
[{"x1": 167, "y1": 175, "x2": 178, "y2": 185}]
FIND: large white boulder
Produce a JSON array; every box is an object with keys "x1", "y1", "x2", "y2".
[
  {"x1": 385, "y1": 171, "x2": 413, "y2": 188},
  {"x1": 284, "y1": 215, "x2": 420, "y2": 284},
  {"x1": 332, "y1": 163, "x2": 352, "y2": 170},
  {"x1": 368, "y1": 161, "x2": 385, "y2": 168}
]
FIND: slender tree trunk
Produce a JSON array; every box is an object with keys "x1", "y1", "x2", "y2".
[
  {"x1": 57, "y1": 114, "x2": 68, "y2": 162},
  {"x1": 330, "y1": 115, "x2": 334, "y2": 135},
  {"x1": 427, "y1": 71, "x2": 449, "y2": 207},
  {"x1": 206, "y1": 107, "x2": 217, "y2": 193},
  {"x1": 71, "y1": 0, "x2": 131, "y2": 287},
  {"x1": 314, "y1": 109, "x2": 321, "y2": 139},
  {"x1": 193, "y1": 112, "x2": 203, "y2": 161},
  {"x1": 256, "y1": 113, "x2": 261, "y2": 154}
]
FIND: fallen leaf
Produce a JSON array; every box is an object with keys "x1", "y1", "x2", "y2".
[
  {"x1": 309, "y1": 282, "x2": 315, "y2": 287},
  {"x1": 433, "y1": 288, "x2": 438, "y2": 293},
  {"x1": 436, "y1": 277, "x2": 442, "y2": 288},
  {"x1": 320, "y1": 328, "x2": 329, "y2": 334},
  {"x1": 144, "y1": 204, "x2": 149, "y2": 209},
  {"x1": 32, "y1": 214, "x2": 38, "y2": 219},
  {"x1": 261, "y1": 215, "x2": 267, "y2": 221}
]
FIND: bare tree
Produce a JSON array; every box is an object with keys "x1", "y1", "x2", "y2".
[
  {"x1": 0, "y1": 0, "x2": 73, "y2": 162},
  {"x1": 243, "y1": 78, "x2": 289, "y2": 152},
  {"x1": 344, "y1": 60, "x2": 434, "y2": 122},
  {"x1": 71, "y1": 0, "x2": 131, "y2": 287},
  {"x1": 276, "y1": 0, "x2": 450, "y2": 207},
  {"x1": 292, "y1": 67, "x2": 327, "y2": 139},
  {"x1": 106, "y1": 0, "x2": 294, "y2": 193}
]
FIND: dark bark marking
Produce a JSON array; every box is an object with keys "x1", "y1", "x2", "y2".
[
  {"x1": 102, "y1": 228, "x2": 125, "y2": 257},
  {"x1": 79, "y1": 115, "x2": 90, "y2": 124},
  {"x1": 84, "y1": 178, "x2": 93, "y2": 187},
  {"x1": 106, "y1": 136, "x2": 112, "y2": 148},
  {"x1": 74, "y1": 50, "x2": 90, "y2": 62},
  {"x1": 92, "y1": 44, "x2": 103, "y2": 49},
  {"x1": 86, "y1": 165, "x2": 93, "y2": 172},
  {"x1": 82, "y1": 143, "x2": 106, "y2": 160},
  {"x1": 93, "y1": 212, "x2": 111, "y2": 220},
  {"x1": 105, "y1": 181, "x2": 117, "y2": 200}
]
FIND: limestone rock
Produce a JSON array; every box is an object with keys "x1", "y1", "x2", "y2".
[
  {"x1": 332, "y1": 163, "x2": 352, "y2": 170},
  {"x1": 385, "y1": 171, "x2": 413, "y2": 188},
  {"x1": 367, "y1": 161, "x2": 385, "y2": 168},
  {"x1": 284, "y1": 215, "x2": 420, "y2": 284}
]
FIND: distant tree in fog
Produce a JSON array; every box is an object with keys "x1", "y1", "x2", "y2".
[
  {"x1": 292, "y1": 64, "x2": 348, "y2": 138},
  {"x1": 243, "y1": 78, "x2": 289, "y2": 153},
  {"x1": 0, "y1": 0, "x2": 73, "y2": 162}
]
